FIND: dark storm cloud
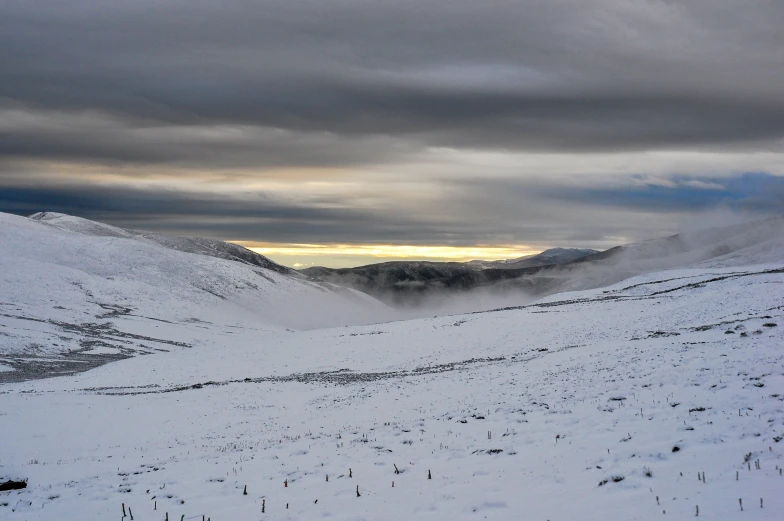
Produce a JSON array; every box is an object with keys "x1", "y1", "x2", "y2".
[
  {"x1": 3, "y1": 95, "x2": 782, "y2": 172},
  {"x1": 2, "y1": 0, "x2": 783, "y2": 251},
  {"x1": 450, "y1": 173, "x2": 784, "y2": 214},
  {"x1": 1, "y1": 0, "x2": 784, "y2": 168},
  {"x1": 3, "y1": 173, "x2": 781, "y2": 248},
  {"x1": 536, "y1": 173, "x2": 784, "y2": 213},
  {"x1": 0, "y1": 107, "x2": 418, "y2": 169},
  {"x1": 0, "y1": 184, "x2": 449, "y2": 244}
]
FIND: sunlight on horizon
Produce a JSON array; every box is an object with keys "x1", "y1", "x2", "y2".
[{"x1": 231, "y1": 241, "x2": 541, "y2": 268}]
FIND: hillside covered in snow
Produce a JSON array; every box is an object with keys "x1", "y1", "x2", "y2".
[
  {"x1": 301, "y1": 217, "x2": 784, "y2": 310},
  {"x1": 0, "y1": 212, "x2": 388, "y2": 381},
  {"x1": 1, "y1": 213, "x2": 783, "y2": 520}
]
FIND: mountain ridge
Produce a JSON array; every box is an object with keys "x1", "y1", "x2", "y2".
[
  {"x1": 29, "y1": 211, "x2": 296, "y2": 276},
  {"x1": 0, "y1": 211, "x2": 391, "y2": 383},
  {"x1": 298, "y1": 217, "x2": 784, "y2": 306}
]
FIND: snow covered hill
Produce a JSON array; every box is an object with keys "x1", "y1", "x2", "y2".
[
  {"x1": 0, "y1": 212, "x2": 389, "y2": 380},
  {"x1": 299, "y1": 218, "x2": 784, "y2": 311},
  {"x1": 529, "y1": 216, "x2": 784, "y2": 295},
  {"x1": 1, "y1": 214, "x2": 783, "y2": 519},
  {"x1": 466, "y1": 247, "x2": 599, "y2": 269},
  {"x1": 28, "y1": 212, "x2": 295, "y2": 275}
]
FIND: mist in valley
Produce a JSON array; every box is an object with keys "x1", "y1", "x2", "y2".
[{"x1": 320, "y1": 210, "x2": 784, "y2": 321}]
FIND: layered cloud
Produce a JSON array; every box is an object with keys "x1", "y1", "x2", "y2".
[
  {"x1": 2, "y1": 172, "x2": 781, "y2": 249},
  {"x1": 1, "y1": 0, "x2": 783, "y2": 265}
]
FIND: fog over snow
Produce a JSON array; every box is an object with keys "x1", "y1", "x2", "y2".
[{"x1": 1, "y1": 212, "x2": 783, "y2": 520}]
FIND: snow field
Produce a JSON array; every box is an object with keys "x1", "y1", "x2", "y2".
[{"x1": 1, "y1": 263, "x2": 783, "y2": 520}]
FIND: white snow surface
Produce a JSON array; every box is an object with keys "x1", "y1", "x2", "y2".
[
  {"x1": 0, "y1": 212, "x2": 389, "y2": 361},
  {"x1": 1, "y1": 212, "x2": 784, "y2": 520},
  {"x1": 526, "y1": 216, "x2": 784, "y2": 296}
]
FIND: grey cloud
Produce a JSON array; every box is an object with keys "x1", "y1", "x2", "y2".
[
  {"x1": 7, "y1": 173, "x2": 773, "y2": 249},
  {"x1": 446, "y1": 172, "x2": 784, "y2": 219},
  {"x1": 1, "y1": 95, "x2": 781, "y2": 173},
  {"x1": 0, "y1": 107, "x2": 421, "y2": 169},
  {"x1": 0, "y1": 183, "x2": 453, "y2": 245},
  {"x1": 2, "y1": 0, "x2": 783, "y2": 253},
  {"x1": 1, "y1": 0, "x2": 783, "y2": 169}
]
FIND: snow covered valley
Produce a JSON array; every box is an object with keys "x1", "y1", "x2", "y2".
[{"x1": 1, "y1": 214, "x2": 784, "y2": 520}]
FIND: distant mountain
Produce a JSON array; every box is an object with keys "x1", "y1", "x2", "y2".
[
  {"x1": 536, "y1": 216, "x2": 784, "y2": 294},
  {"x1": 466, "y1": 248, "x2": 598, "y2": 269},
  {"x1": 299, "y1": 248, "x2": 598, "y2": 306},
  {"x1": 300, "y1": 218, "x2": 784, "y2": 306}
]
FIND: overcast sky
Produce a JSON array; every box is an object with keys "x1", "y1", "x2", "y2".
[{"x1": 1, "y1": 0, "x2": 783, "y2": 267}]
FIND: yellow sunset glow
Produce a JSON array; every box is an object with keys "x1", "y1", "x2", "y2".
[{"x1": 231, "y1": 241, "x2": 539, "y2": 267}]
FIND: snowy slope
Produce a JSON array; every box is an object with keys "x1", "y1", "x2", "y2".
[
  {"x1": 0, "y1": 212, "x2": 389, "y2": 380},
  {"x1": 29, "y1": 212, "x2": 296, "y2": 275},
  {"x1": 1, "y1": 243, "x2": 783, "y2": 520},
  {"x1": 298, "y1": 219, "x2": 783, "y2": 311},
  {"x1": 467, "y1": 247, "x2": 599, "y2": 269},
  {"x1": 494, "y1": 216, "x2": 784, "y2": 296}
]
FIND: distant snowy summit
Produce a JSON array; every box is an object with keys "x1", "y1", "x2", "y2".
[
  {"x1": 300, "y1": 216, "x2": 784, "y2": 306},
  {"x1": 466, "y1": 247, "x2": 599, "y2": 269}
]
